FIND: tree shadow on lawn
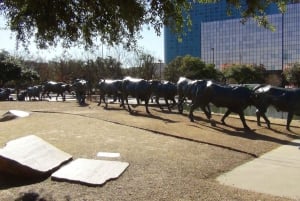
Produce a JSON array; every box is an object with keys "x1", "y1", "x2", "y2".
[
  {"x1": 113, "y1": 107, "x2": 300, "y2": 152},
  {"x1": 14, "y1": 189, "x2": 63, "y2": 201},
  {"x1": 126, "y1": 109, "x2": 179, "y2": 124},
  {"x1": 0, "y1": 172, "x2": 48, "y2": 190},
  {"x1": 189, "y1": 115, "x2": 300, "y2": 149}
]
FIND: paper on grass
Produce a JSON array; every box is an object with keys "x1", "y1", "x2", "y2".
[{"x1": 97, "y1": 152, "x2": 121, "y2": 158}]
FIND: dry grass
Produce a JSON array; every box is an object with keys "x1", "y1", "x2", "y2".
[{"x1": 0, "y1": 100, "x2": 299, "y2": 201}]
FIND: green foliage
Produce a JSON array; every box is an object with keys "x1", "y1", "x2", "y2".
[
  {"x1": 43, "y1": 57, "x2": 123, "y2": 90},
  {"x1": 0, "y1": 51, "x2": 40, "y2": 88},
  {"x1": 283, "y1": 62, "x2": 300, "y2": 87},
  {"x1": 224, "y1": 0, "x2": 287, "y2": 31},
  {"x1": 14, "y1": 68, "x2": 40, "y2": 88},
  {"x1": 164, "y1": 55, "x2": 222, "y2": 82},
  {"x1": 139, "y1": 54, "x2": 157, "y2": 80},
  {"x1": 20, "y1": 68, "x2": 40, "y2": 83},
  {"x1": 0, "y1": 0, "x2": 191, "y2": 49},
  {"x1": 0, "y1": 51, "x2": 22, "y2": 87},
  {"x1": 0, "y1": 0, "x2": 288, "y2": 49},
  {"x1": 222, "y1": 64, "x2": 266, "y2": 84},
  {"x1": 164, "y1": 56, "x2": 183, "y2": 82},
  {"x1": 122, "y1": 53, "x2": 158, "y2": 79},
  {"x1": 122, "y1": 67, "x2": 141, "y2": 78}
]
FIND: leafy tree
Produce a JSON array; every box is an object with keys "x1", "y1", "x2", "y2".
[
  {"x1": 139, "y1": 54, "x2": 157, "y2": 80},
  {"x1": 164, "y1": 56, "x2": 183, "y2": 82},
  {"x1": 164, "y1": 55, "x2": 222, "y2": 82},
  {"x1": 48, "y1": 60, "x2": 73, "y2": 82},
  {"x1": 0, "y1": 51, "x2": 22, "y2": 87},
  {"x1": 20, "y1": 68, "x2": 40, "y2": 83},
  {"x1": 25, "y1": 60, "x2": 51, "y2": 83},
  {"x1": 121, "y1": 51, "x2": 158, "y2": 79},
  {"x1": 283, "y1": 62, "x2": 300, "y2": 87},
  {"x1": 103, "y1": 56, "x2": 123, "y2": 79},
  {"x1": 82, "y1": 56, "x2": 123, "y2": 93},
  {"x1": 65, "y1": 59, "x2": 86, "y2": 81},
  {"x1": 252, "y1": 64, "x2": 267, "y2": 83},
  {"x1": 122, "y1": 67, "x2": 141, "y2": 78},
  {"x1": 0, "y1": 1, "x2": 287, "y2": 49},
  {"x1": 181, "y1": 55, "x2": 222, "y2": 80},
  {"x1": 222, "y1": 64, "x2": 266, "y2": 84},
  {"x1": 14, "y1": 68, "x2": 40, "y2": 89},
  {"x1": 0, "y1": 51, "x2": 40, "y2": 88}
]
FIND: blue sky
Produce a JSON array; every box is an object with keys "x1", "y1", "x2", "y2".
[{"x1": 0, "y1": 16, "x2": 164, "y2": 62}]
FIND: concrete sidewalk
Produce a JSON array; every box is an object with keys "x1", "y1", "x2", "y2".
[{"x1": 217, "y1": 139, "x2": 300, "y2": 200}]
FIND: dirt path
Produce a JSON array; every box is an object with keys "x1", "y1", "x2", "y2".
[{"x1": 0, "y1": 100, "x2": 299, "y2": 201}]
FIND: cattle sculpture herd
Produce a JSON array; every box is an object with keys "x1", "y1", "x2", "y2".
[{"x1": 1, "y1": 76, "x2": 299, "y2": 131}]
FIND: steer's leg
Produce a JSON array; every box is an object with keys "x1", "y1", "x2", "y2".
[
  {"x1": 156, "y1": 97, "x2": 163, "y2": 110},
  {"x1": 201, "y1": 104, "x2": 211, "y2": 120},
  {"x1": 238, "y1": 111, "x2": 250, "y2": 130},
  {"x1": 258, "y1": 110, "x2": 271, "y2": 128},
  {"x1": 256, "y1": 107, "x2": 271, "y2": 128},
  {"x1": 62, "y1": 93, "x2": 66, "y2": 101},
  {"x1": 82, "y1": 94, "x2": 86, "y2": 105},
  {"x1": 189, "y1": 103, "x2": 198, "y2": 122},
  {"x1": 165, "y1": 98, "x2": 172, "y2": 111},
  {"x1": 120, "y1": 95, "x2": 126, "y2": 108},
  {"x1": 105, "y1": 98, "x2": 108, "y2": 108},
  {"x1": 178, "y1": 97, "x2": 184, "y2": 114},
  {"x1": 170, "y1": 97, "x2": 177, "y2": 109},
  {"x1": 101, "y1": 95, "x2": 108, "y2": 108},
  {"x1": 221, "y1": 109, "x2": 231, "y2": 125},
  {"x1": 205, "y1": 104, "x2": 211, "y2": 119},
  {"x1": 256, "y1": 109, "x2": 262, "y2": 126},
  {"x1": 262, "y1": 114, "x2": 271, "y2": 129},
  {"x1": 97, "y1": 95, "x2": 102, "y2": 106},
  {"x1": 286, "y1": 112, "x2": 294, "y2": 131},
  {"x1": 124, "y1": 96, "x2": 132, "y2": 113},
  {"x1": 145, "y1": 98, "x2": 151, "y2": 114},
  {"x1": 119, "y1": 95, "x2": 124, "y2": 107}
]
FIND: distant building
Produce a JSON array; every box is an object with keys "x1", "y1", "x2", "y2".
[{"x1": 164, "y1": 1, "x2": 300, "y2": 72}]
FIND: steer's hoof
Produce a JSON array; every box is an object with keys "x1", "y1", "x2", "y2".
[
  {"x1": 210, "y1": 121, "x2": 216, "y2": 127},
  {"x1": 244, "y1": 126, "x2": 251, "y2": 131}
]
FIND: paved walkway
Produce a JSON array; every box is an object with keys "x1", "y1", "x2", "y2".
[{"x1": 217, "y1": 139, "x2": 300, "y2": 200}]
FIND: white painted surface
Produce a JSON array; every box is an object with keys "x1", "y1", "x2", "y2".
[{"x1": 217, "y1": 139, "x2": 300, "y2": 199}]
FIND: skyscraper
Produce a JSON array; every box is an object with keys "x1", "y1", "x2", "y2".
[{"x1": 164, "y1": 1, "x2": 300, "y2": 72}]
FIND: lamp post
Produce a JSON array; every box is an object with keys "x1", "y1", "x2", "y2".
[
  {"x1": 282, "y1": 13, "x2": 284, "y2": 72},
  {"x1": 158, "y1": 59, "x2": 162, "y2": 80},
  {"x1": 211, "y1": 48, "x2": 215, "y2": 65},
  {"x1": 281, "y1": 13, "x2": 285, "y2": 88}
]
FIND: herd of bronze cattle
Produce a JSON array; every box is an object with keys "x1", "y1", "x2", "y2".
[{"x1": 1, "y1": 76, "x2": 299, "y2": 131}]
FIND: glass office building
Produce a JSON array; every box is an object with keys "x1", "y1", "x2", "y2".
[{"x1": 164, "y1": 1, "x2": 300, "y2": 71}]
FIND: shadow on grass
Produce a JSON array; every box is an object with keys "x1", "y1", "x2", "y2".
[
  {"x1": 126, "y1": 109, "x2": 179, "y2": 124},
  {"x1": 188, "y1": 114, "x2": 300, "y2": 147},
  {"x1": 14, "y1": 190, "x2": 66, "y2": 201},
  {"x1": 31, "y1": 108, "x2": 300, "y2": 159},
  {"x1": 0, "y1": 172, "x2": 48, "y2": 190}
]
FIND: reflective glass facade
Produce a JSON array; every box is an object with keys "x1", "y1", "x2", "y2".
[{"x1": 164, "y1": 1, "x2": 300, "y2": 71}]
